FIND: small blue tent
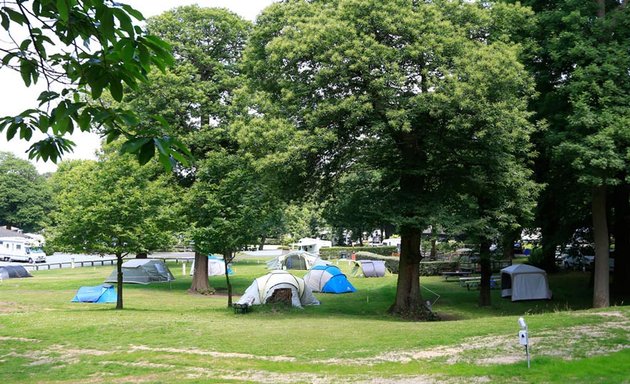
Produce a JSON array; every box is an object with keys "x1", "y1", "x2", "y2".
[
  {"x1": 71, "y1": 284, "x2": 117, "y2": 303},
  {"x1": 303, "y1": 265, "x2": 356, "y2": 294}
]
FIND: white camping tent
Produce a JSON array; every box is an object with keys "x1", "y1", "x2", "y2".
[
  {"x1": 236, "y1": 270, "x2": 320, "y2": 308},
  {"x1": 501, "y1": 264, "x2": 552, "y2": 301},
  {"x1": 190, "y1": 255, "x2": 233, "y2": 276},
  {"x1": 266, "y1": 250, "x2": 321, "y2": 270}
]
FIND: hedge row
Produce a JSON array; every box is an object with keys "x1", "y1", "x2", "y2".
[
  {"x1": 418, "y1": 261, "x2": 460, "y2": 276},
  {"x1": 320, "y1": 246, "x2": 398, "y2": 259},
  {"x1": 332, "y1": 251, "x2": 462, "y2": 276}
]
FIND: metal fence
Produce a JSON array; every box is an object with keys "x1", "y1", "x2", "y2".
[
  {"x1": 23, "y1": 256, "x2": 195, "y2": 271},
  {"x1": 24, "y1": 258, "x2": 118, "y2": 271}
]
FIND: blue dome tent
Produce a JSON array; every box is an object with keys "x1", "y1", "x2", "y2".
[
  {"x1": 71, "y1": 284, "x2": 117, "y2": 303},
  {"x1": 304, "y1": 265, "x2": 356, "y2": 294}
]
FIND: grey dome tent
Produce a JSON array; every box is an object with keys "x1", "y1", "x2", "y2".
[
  {"x1": 236, "y1": 270, "x2": 320, "y2": 308},
  {"x1": 0, "y1": 265, "x2": 32, "y2": 279},
  {"x1": 105, "y1": 259, "x2": 174, "y2": 284},
  {"x1": 266, "y1": 250, "x2": 321, "y2": 270},
  {"x1": 501, "y1": 264, "x2": 552, "y2": 301}
]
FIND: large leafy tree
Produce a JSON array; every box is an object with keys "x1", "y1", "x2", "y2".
[
  {"x1": 0, "y1": 0, "x2": 187, "y2": 165},
  {"x1": 511, "y1": 0, "x2": 630, "y2": 304},
  {"x1": 187, "y1": 151, "x2": 276, "y2": 306},
  {"x1": 119, "y1": 6, "x2": 252, "y2": 294},
  {"x1": 0, "y1": 152, "x2": 52, "y2": 231},
  {"x1": 244, "y1": 0, "x2": 536, "y2": 318},
  {"x1": 47, "y1": 148, "x2": 179, "y2": 309}
]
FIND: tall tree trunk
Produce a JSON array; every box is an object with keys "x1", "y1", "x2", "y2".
[
  {"x1": 592, "y1": 186, "x2": 610, "y2": 308},
  {"x1": 596, "y1": 0, "x2": 605, "y2": 18},
  {"x1": 613, "y1": 184, "x2": 630, "y2": 295},
  {"x1": 189, "y1": 251, "x2": 212, "y2": 294},
  {"x1": 389, "y1": 227, "x2": 426, "y2": 316},
  {"x1": 115, "y1": 253, "x2": 124, "y2": 310},
  {"x1": 258, "y1": 235, "x2": 266, "y2": 251},
  {"x1": 502, "y1": 230, "x2": 517, "y2": 263},
  {"x1": 224, "y1": 250, "x2": 233, "y2": 307},
  {"x1": 478, "y1": 240, "x2": 492, "y2": 307},
  {"x1": 429, "y1": 238, "x2": 437, "y2": 260}
]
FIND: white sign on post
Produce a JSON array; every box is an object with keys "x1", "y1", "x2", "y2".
[{"x1": 518, "y1": 317, "x2": 531, "y2": 368}]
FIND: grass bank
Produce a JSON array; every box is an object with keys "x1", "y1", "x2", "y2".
[{"x1": 0, "y1": 257, "x2": 628, "y2": 383}]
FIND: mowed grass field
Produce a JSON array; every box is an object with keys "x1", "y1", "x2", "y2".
[{"x1": 1, "y1": 257, "x2": 628, "y2": 383}]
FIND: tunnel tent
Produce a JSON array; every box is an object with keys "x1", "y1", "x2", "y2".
[
  {"x1": 351, "y1": 260, "x2": 387, "y2": 277},
  {"x1": 266, "y1": 250, "x2": 321, "y2": 270},
  {"x1": 501, "y1": 264, "x2": 552, "y2": 301},
  {"x1": 0, "y1": 265, "x2": 32, "y2": 279},
  {"x1": 236, "y1": 270, "x2": 320, "y2": 308},
  {"x1": 304, "y1": 265, "x2": 356, "y2": 293},
  {"x1": 71, "y1": 284, "x2": 116, "y2": 303},
  {"x1": 104, "y1": 259, "x2": 175, "y2": 284}
]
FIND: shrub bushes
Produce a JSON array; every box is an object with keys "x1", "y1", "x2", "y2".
[
  {"x1": 419, "y1": 261, "x2": 460, "y2": 276},
  {"x1": 319, "y1": 246, "x2": 397, "y2": 259},
  {"x1": 526, "y1": 247, "x2": 545, "y2": 269}
]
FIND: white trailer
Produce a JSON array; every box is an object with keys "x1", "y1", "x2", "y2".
[
  {"x1": 295, "y1": 237, "x2": 332, "y2": 255},
  {"x1": 0, "y1": 237, "x2": 46, "y2": 263}
]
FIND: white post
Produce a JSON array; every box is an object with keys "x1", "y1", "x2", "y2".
[
  {"x1": 182, "y1": 262, "x2": 186, "y2": 276},
  {"x1": 518, "y1": 317, "x2": 530, "y2": 368},
  {"x1": 71, "y1": 258, "x2": 75, "y2": 269}
]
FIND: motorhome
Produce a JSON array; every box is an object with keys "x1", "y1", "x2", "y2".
[
  {"x1": 0, "y1": 237, "x2": 46, "y2": 263},
  {"x1": 295, "y1": 237, "x2": 332, "y2": 255}
]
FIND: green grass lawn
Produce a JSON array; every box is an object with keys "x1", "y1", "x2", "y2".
[{"x1": 0, "y1": 257, "x2": 628, "y2": 383}]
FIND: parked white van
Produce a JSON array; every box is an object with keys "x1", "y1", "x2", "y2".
[{"x1": 0, "y1": 237, "x2": 46, "y2": 263}]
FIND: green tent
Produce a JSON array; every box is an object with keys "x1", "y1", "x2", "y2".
[{"x1": 105, "y1": 259, "x2": 174, "y2": 285}]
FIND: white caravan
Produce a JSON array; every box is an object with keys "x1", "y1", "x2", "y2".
[
  {"x1": 295, "y1": 238, "x2": 332, "y2": 255},
  {"x1": 0, "y1": 237, "x2": 46, "y2": 263}
]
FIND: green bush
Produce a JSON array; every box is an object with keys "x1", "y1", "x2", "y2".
[{"x1": 526, "y1": 247, "x2": 545, "y2": 268}]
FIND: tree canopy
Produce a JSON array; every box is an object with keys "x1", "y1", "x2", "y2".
[
  {"x1": 47, "y1": 146, "x2": 180, "y2": 308},
  {"x1": 0, "y1": 151, "x2": 52, "y2": 232},
  {"x1": 0, "y1": 0, "x2": 188, "y2": 167},
  {"x1": 510, "y1": 0, "x2": 630, "y2": 305},
  {"x1": 243, "y1": 0, "x2": 537, "y2": 317}
]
